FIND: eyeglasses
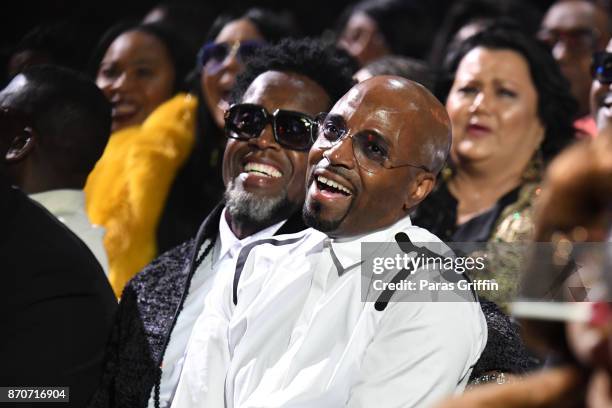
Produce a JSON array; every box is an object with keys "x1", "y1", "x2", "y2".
[
  {"x1": 224, "y1": 103, "x2": 317, "y2": 151},
  {"x1": 537, "y1": 28, "x2": 599, "y2": 56},
  {"x1": 592, "y1": 51, "x2": 612, "y2": 83},
  {"x1": 314, "y1": 113, "x2": 430, "y2": 174},
  {"x1": 198, "y1": 40, "x2": 264, "y2": 74}
]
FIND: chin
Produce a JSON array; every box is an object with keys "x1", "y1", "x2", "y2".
[{"x1": 302, "y1": 201, "x2": 343, "y2": 233}]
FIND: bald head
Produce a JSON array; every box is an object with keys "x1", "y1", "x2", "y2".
[
  {"x1": 333, "y1": 75, "x2": 451, "y2": 174},
  {"x1": 303, "y1": 75, "x2": 452, "y2": 237}
]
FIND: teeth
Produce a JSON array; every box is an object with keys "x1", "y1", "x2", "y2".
[
  {"x1": 316, "y1": 175, "x2": 351, "y2": 195},
  {"x1": 244, "y1": 162, "x2": 282, "y2": 178}
]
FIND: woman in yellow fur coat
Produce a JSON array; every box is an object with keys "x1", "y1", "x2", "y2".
[{"x1": 85, "y1": 22, "x2": 197, "y2": 296}]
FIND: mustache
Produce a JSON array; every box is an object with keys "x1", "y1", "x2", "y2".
[{"x1": 308, "y1": 162, "x2": 354, "y2": 183}]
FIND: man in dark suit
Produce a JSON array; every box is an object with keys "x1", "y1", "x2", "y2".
[
  {"x1": 0, "y1": 66, "x2": 117, "y2": 407},
  {"x1": 88, "y1": 39, "x2": 356, "y2": 408}
]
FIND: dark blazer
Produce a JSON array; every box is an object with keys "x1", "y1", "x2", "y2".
[
  {"x1": 88, "y1": 202, "x2": 307, "y2": 408},
  {"x1": 0, "y1": 185, "x2": 117, "y2": 408}
]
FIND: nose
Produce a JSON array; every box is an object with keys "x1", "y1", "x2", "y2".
[
  {"x1": 468, "y1": 91, "x2": 490, "y2": 114},
  {"x1": 322, "y1": 135, "x2": 356, "y2": 169},
  {"x1": 247, "y1": 124, "x2": 280, "y2": 151},
  {"x1": 110, "y1": 72, "x2": 131, "y2": 92},
  {"x1": 552, "y1": 41, "x2": 569, "y2": 62}
]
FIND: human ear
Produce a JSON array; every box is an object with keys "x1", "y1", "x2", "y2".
[
  {"x1": 5, "y1": 127, "x2": 35, "y2": 163},
  {"x1": 402, "y1": 171, "x2": 435, "y2": 211}
]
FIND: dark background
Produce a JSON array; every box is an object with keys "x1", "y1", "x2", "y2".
[{"x1": 1, "y1": 0, "x2": 557, "y2": 82}]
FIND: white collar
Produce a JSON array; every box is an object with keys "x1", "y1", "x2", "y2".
[
  {"x1": 323, "y1": 216, "x2": 414, "y2": 273},
  {"x1": 29, "y1": 189, "x2": 85, "y2": 215},
  {"x1": 218, "y1": 207, "x2": 286, "y2": 259}
]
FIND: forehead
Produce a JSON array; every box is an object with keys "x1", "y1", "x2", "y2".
[
  {"x1": 215, "y1": 18, "x2": 263, "y2": 43},
  {"x1": 543, "y1": 1, "x2": 595, "y2": 29},
  {"x1": 242, "y1": 71, "x2": 329, "y2": 116},
  {"x1": 103, "y1": 30, "x2": 168, "y2": 61},
  {"x1": 456, "y1": 47, "x2": 534, "y2": 88},
  {"x1": 330, "y1": 78, "x2": 423, "y2": 149}
]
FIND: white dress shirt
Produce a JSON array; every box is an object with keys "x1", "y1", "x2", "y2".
[
  {"x1": 29, "y1": 189, "x2": 109, "y2": 274},
  {"x1": 148, "y1": 208, "x2": 284, "y2": 408},
  {"x1": 172, "y1": 215, "x2": 487, "y2": 408}
]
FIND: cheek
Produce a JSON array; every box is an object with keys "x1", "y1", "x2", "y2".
[
  {"x1": 222, "y1": 140, "x2": 241, "y2": 185},
  {"x1": 143, "y1": 72, "x2": 175, "y2": 112},
  {"x1": 203, "y1": 70, "x2": 220, "y2": 100},
  {"x1": 287, "y1": 153, "x2": 309, "y2": 200},
  {"x1": 446, "y1": 97, "x2": 468, "y2": 132},
  {"x1": 499, "y1": 103, "x2": 542, "y2": 144}
]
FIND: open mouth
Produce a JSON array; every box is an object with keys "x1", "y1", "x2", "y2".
[
  {"x1": 243, "y1": 162, "x2": 282, "y2": 178},
  {"x1": 315, "y1": 175, "x2": 352, "y2": 196}
]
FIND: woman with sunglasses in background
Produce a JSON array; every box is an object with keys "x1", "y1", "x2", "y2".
[
  {"x1": 412, "y1": 22, "x2": 577, "y2": 386},
  {"x1": 86, "y1": 11, "x2": 298, "y2": 297}
]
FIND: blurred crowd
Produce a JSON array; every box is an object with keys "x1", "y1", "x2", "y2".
[{"x1": 1, "y1": 0, "x2": 612, "y2": 407}]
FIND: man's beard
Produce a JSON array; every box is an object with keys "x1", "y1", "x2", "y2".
[{"x1": 225, "y1": 178, "x2": 299, "y2": 231}]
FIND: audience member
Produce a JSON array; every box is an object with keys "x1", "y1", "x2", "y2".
[
  {"x1": 590, "y1": 38, "x2": 612, "y2": 134},
  {"x1": 87, "y1": 39, "x2": 355, "y2": 408},
  {"x1": 413, "y1": 23, "x2": 576, "y2": 382},
  {"x1": 353, "y1": 55, "x2": 435, "y2": 91},
  {"x1": 336, "y1": 0, "x2": 433, "y2": 66},
  {"x1": 415, "y1": 23, "x2": 576, "y2": 255},
  {"x1": 171, "y1": 76, "x2": 486, "y2": 408},
  {"x1": 0, "y1": 69, "x2": 117, "y2": 406},
  {"x1": 0, "y1": 65, "x2": 110, "y2": 272},
  {"x1": 85, "y1": 21, "x2": 194, "y2": 295},
  {"x1": 539, "y1": 0, "x2": 611, "y2": 137}
]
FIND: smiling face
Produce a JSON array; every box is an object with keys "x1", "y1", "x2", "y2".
[
  {"x1": 202, "y1": 18, "x2": 264, "y2": 129},
  {"x1": 590, "y1": 40, "x2": 612, "y2": 133},
  {"x1": 96, "y1": 30, "x2": 176, "y2": 132},
  {"x1": 446, "y1": 47, "x2": 545, "y2": 172},
  {"x1": 222, "y1": 70, "x2": 330, "y2": 231},
  {"x1": 303, "y1": 76, "x2": 447, "y2": 238}
]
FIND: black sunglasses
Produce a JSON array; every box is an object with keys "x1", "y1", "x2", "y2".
[
  {"x1": 592, "y1": 51, "x2": 612, "y2": 83},
  {"x1": 198, "y1": 40, "x2": 264, "y2": 73},
  {"x1": 224, "y1": 103, "x2": 317, "y2": 151}
]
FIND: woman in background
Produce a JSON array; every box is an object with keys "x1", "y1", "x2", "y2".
[
  {"x1": 86, "y1": 22, "x2": 194, "y2": 296},
  {"x1": 413, "y1": 23, "x2": 577, "y2": 385}
]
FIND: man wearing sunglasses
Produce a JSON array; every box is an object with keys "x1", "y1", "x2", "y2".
[
  {"x1": 591, "y1": 41, "x2": 612, "y2": 135},
  {"x1": 172, "y1": 76, "x2": 486, "y2": 408},
  {"x1": 88, "y1": 39, "x2": 356, "y2": 408}
]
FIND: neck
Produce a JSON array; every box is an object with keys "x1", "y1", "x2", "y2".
[
  {"x1": 448, "y1": 162, "x2": 524, "y2": 223},
  {"x1": 225, "y1": 210, "x2": 276, "y2": 240},
  {"x1": 10, "y1": 159, "x2": 86, "y2": 194}
]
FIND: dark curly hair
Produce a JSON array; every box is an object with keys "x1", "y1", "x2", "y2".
[
  {"x1": 230, "y1": 38, "x2": 357, "y2": 108},
  {"x1": 444, "y1": 21, "x2": 578, "y2": 163}
]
